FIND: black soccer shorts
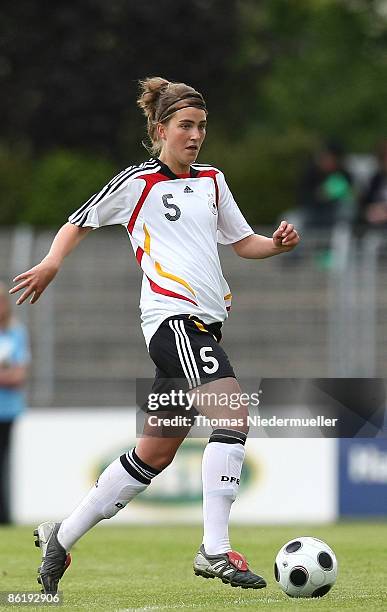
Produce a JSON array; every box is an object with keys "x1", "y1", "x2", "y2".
[{"x1": 148, "y1": 314, "x2": 236, "y2": 407}]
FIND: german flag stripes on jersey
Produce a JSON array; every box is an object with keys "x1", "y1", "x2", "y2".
[{"x1": 68, "y1": 158, "x2": 254, "y2": 348}]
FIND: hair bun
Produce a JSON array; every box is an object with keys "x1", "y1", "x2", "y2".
[{"x1": 137, "y1": 77, "x2": 170, "y2": 121}]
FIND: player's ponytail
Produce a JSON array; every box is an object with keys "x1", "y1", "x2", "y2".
[
  {"x1": 137, "y1": 76, "x2": 207, "y2": 156},
  {"x1": 137, "y1": 77, "x2": 170, "y2": 154}
]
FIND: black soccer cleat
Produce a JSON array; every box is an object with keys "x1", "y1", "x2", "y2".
[
  {"x1": 193, "y1": 544, "x2": 267, "y2": 589},
  {"x1": 33, "y1": 522, "x2": 71, "y2": 594}
]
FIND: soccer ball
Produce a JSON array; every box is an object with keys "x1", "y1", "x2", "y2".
[{"x1": 274, "y1": 536, "x2": 338, "y2": 598}]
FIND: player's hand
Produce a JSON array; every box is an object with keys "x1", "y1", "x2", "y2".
[
  {"x1": 272, "y1": 220, "x2": 300, "y2": 251},
  {"x1": 9, "y1": 257, "x2": 59, "y2": 305}
]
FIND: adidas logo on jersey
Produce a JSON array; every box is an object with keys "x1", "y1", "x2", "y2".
[{"x1": 184, "y1": 186, "x2": 194, "y2": 193}]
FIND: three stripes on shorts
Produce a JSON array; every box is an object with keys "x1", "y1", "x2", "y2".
[{"x1": 169, "y1": 319, "x2": 201, "y2": 390}]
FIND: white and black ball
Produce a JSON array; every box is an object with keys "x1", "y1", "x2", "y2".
[{"x1": 274, "y1": 536, "x2": 338, "y2": 598}]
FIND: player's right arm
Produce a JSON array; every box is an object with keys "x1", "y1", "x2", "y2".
[
  {"x1": 9, "y1": 223, "x2": 92, "y2": 305},
  {"x1": 10, "y1": 163, "x2": 140, "y2": 305}
]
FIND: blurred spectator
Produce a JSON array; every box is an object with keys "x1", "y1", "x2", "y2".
[
  {"x1": 300, "y1": 141, "x2": 355, "y2": 229},
  {"x1": 359, "y1": 140, "x2": 387, "y2": 228},
  {"x1": 0, "y1": 281, "x2": 30, "y2": 523}
]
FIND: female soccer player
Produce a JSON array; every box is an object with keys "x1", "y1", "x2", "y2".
[{"x1": 10, "y1": 77, "x2": 299, "y2": 593}]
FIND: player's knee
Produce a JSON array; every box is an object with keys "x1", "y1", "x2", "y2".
[
  {"x1": 229, "y1": 403, "x2": 249, "y2": 435},
  {"x1": 150, "y1": 450, "x2": 177, "y2": 470},
  {"x1": 239, "y1": 421, "x2": 249, "y2": 436},
  {"x1": 135, "y1": 443, "x2": 180, "y2": 471},
  {"x1": 239, "y1": 406, "x2": 250, "y2": 435}
]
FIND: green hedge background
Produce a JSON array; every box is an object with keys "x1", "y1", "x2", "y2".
[{"x1": 1, "y1": 0, "x2": 386, "y2": 226}]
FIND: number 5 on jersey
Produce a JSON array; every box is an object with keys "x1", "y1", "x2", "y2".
[{"x1": 162, "y1": 194, "x2": 181, "y2": 221}]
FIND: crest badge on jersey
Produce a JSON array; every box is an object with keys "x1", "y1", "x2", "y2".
[{"x1": 208, "y1": 193, "x2": 217, "y2": 215}]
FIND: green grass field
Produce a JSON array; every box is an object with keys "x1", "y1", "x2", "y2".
[{"x1": 0, "y1": 523, "x2": 386, "y2": 611}]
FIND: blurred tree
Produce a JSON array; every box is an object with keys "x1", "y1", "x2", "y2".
[
  {"x1": 0, "y1": 148, "x2": 31, "y2": 224},
  {"x1": 24, "y1": 151, "x2": 116, "y2": 226},
  {"x1": 273, "y1": 2, "x2": 387, "y2": 150},
  {"x1": 232, "y1": 0, "x2": 387, "y2": 150},
  {"x1": 0, "y1": 0, "x2": 237, "y2": 160},
  {"x1": 1, "y1": 0, "x2": 387, "y2": 225}
]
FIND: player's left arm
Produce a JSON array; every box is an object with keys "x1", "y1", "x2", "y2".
[{"x1": 232, "y1": 220, "x2": 300, "y2": 259}]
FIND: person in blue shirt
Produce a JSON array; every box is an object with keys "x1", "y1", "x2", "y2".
[{"x1": 0, "y1": 281, "x2": 30, "y2": 523}]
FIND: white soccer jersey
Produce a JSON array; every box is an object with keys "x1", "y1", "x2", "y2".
[{"x1": 68, "y1": 158, "x2": 254, "y2": 347}]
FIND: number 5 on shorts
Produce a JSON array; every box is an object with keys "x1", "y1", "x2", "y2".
[{"x1": 200, "y1": 347, "x2": 219, "y2": 374}]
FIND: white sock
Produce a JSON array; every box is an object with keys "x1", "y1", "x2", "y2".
[
  {"x1": 57, "y1": 450, "x2": 159, "y2": 551},
  {"x1": 201, "y1": 434, "x2": 246, "y2": 555}
]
